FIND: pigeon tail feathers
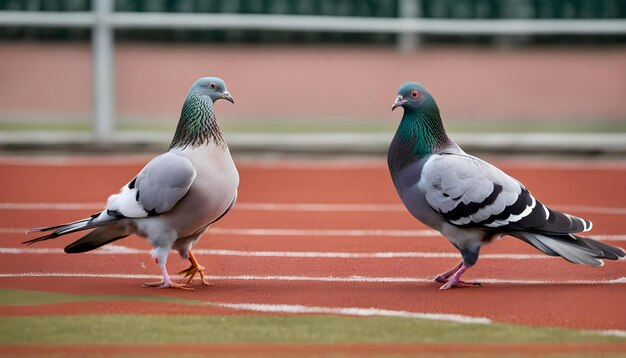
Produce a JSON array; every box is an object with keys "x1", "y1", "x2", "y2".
[
  {"x1": 28, "y1": 216, "x2": 95, "y2": 233},
  {"x1": 22, "y1": 214, "x2": 116, "y2": 246},
  {"x1": 64, "y1": 226, "x2": 129, "y2": 253},
  {"x1": 511, "y1": 231, "x2": 625, "y2": 266}
]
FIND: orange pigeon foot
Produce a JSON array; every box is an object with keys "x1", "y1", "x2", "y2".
[{"x1": 178, "y1": 250, "x2": 210, "y2": 285}]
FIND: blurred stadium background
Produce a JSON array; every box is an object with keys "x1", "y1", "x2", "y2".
[{"x1": 0, "y1": 0, "x2": 625, "y2": 155}]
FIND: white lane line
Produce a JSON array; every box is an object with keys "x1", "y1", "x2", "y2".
[
  {"x1": 0, "y1": 272, "x2": 624, "y2": 286},
  {"x1": 207, "y1": 228, "x2": 442, "y2": 237},
  {"x1": 0, "y1": 246, "x2": 553, "y2": 260},
  {"x1": 0, "y1": 156, "x2": 155, "y2": 166},
  {"x1": 236, "y1": 202, "x2": 405, "y2": 212},
  {"x1": 0, "y1": 202, "x2": 103, "y2": 210},
  {"x1": 0, "y1": 228, "x2": 29, "y2": 234},
  {"x1": 0, "y1": 202, "x2": 396, "y2": 212},
  {"x1": 595, "y1": 330, "x2": 626, "y2": 338},
  {"x1": 214, "y1": 302, "x2": 491, "y2": 324},
  {"x1": 4, "y1": 226, "x2": 626, "y2": 241},
  {"x1": 552, "y1": 205, "x2": 626, "y2": 215},
  {"x1": 591, "y1": 235, "x2": 626, "y2": 242},
  {"x1": 0, "y1": 227, "x2": 438, "y2": 236},
  {"x1": 214, "y1": 304, "x2": 625, "y2": 336},
  {"x1": 1, "y1": 201, "x2": 626, "y2": 215}
]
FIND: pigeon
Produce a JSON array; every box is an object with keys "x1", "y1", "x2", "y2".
[
  {"x1": 23, "y1": 77, "x2": 238, "y2": 290},
  {"x1": 388, "y1": 82, "x2": 625, "y2": 289}
]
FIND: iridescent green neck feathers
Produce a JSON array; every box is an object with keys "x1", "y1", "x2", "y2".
[
  {"x1": 387, "y1": 98, "x2": 450, "y2": 175},
  {"x1": 169, "y1": 92, "x2": 225, "y2": 150}
]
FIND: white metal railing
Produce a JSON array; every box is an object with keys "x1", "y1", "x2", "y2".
[
  {"x1": 3, "y1": 10, "x2": 626, "y2": 34},
  {"x1": 1, "y1": 0, "x2": 625, "y2": 142}
]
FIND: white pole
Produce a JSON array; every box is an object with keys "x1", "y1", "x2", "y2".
[
  {"x1": 92, "y1": 0, "x2": 114, "y2": 143},
  {"x1": 398, "y1": 0, "x2": 421, "y2": 52}
]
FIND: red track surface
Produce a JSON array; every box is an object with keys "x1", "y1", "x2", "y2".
[
  {"x1": 1, "y1": 157, "x2": 625, "y2": 333},
  {"x1": 4, "y1": 343, "x2": 626, "y2": 357}
]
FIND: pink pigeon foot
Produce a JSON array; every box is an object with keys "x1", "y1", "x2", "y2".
[
  {"x1": 143, "y1": 279, "x2": 193, "y2": 290},
  {"x1": 433, "y1": 261, "x2": 463, "y2": 283},
  {"x1": 143, "y1": 264, "x2": 193, "y2": 290},
  {"x1": 437, "y1": 262, "x2": 481, "y2": 290},
  {"x1": 439, "y1": 278, "x2": 482, "y2": 290}
]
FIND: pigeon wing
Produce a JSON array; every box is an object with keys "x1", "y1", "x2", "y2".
[
  {"x1": 106, "y1": 152, "x2": 197, "y2": 218},
  {"x1": 419, "y1": 153, "x2": 591, "y2": 234}
]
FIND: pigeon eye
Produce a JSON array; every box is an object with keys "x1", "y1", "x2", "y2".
[
  {"x1": 411, "y1": 91, "x2": 419, "y2": 98},
  {"x1": 209, "y1": 83, "x2": 217, "y2": 89}
]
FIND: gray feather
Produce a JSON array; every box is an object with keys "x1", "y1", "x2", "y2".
[
  {"x1": 135, "y1": 152, "x2": 197, "y2": 215},
  {"x1": 512, "y1": 231, "x2": 624, "y2": 266},
  {"x1": 23, "y1": 219, "x2": 95, "y2": 245},
  {"x1": 64, "y1": 226, "x2": 129, "y2": 254},
  {"x1": 418, "y1": 153, "x2": 526, "y2": 228}
]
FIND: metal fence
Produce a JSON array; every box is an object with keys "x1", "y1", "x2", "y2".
[{"x1": 1, "y1": 0, "x2": 625, "y2": 142}]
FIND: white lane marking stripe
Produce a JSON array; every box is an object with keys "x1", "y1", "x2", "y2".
[
  {"x1": 0, "y1": 202, "x2": 104, "y2": 210},
  {"x1": 0, "y1": 227, "x2": 440, "y2": 236},
  {"x1": 588, "y1": 235, "x2": 626, "y2": 241},
  {"x1": 0, "y1": 272, "x2": 624, "y2": 286},
  {"x1": 0, "y1": 228, "x2": 26, "y2": 234},
  {"x1": 236, "y1": 202, "x2": 405, "y2": 212},
  {"x1": 215, "y1": 303, "x2": 626, "y2": 336},
  {"x1": 208, "y1": 228, "x2": 442, "y2": 237},
  {"x1": 0, "y1": 246, "x2": 553, "y2": 260},
  {"x1": 551, "y1": 205, "x2": 626, "y2": 215},
  {"x1": 4, "y1": 227, "x2": 626, "y2": 241},
  {"x1": 595, "y1": 330, "x2": 626, "y2": 338},
  {"x1": 1, "y1": 201, "x2": 626, "y2": 215},
  {"x1": 215, "y1": 302, "x2": 491, "y2": 324}
]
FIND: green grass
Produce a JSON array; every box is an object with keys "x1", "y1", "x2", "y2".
[
  {"x1": 0, "y1": 288, "x2": 197, "y2": 307},
  {"x1": 1, "y1": 314, "x2": 624, "y2": 345},
  {"x1": 0, "y1": 289, "x2": 624, "y2": 346}
]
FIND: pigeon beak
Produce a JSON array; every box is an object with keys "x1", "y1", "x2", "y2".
[
  {"x1": 392, "y1": 95, "x2": 406, "y2": 111},
  {"x1": 221, "y1": 91, "x2": 234, "y2": 104}
]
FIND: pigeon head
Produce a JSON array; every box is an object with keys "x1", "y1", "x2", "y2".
[
  {"x1": 387, "y1": 81, "x2": 449, "y2": 169},
  {"x1": 392, "y1": 82, "x2": 432, "y2": 111},
  {"x1": 189, "y1": 77, "x2": 234, "y2": 104}
]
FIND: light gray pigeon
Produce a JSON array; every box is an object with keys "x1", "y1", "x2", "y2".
[
  {"x1": 24, "y1": 77, "x2": 238, "y2": 290},
  {"x1": 388, "y1": 82, "x2": 625, "y2": 289}
]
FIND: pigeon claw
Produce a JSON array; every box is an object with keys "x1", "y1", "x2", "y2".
[
  {"x1": 143, "y1": 280, "x2": 194, "y2": 290},
  {"x1": 439, "y1": 280, "x2": 482, "y2": 290},
  {"x1": 178, "y1": 250, "x2": 210, "y2": 286},
  {"x1": 178, "y1": 264, "x2": 210, "y2": 286}
]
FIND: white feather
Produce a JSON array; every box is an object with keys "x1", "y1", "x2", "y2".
[
  {"x1": 106, "y1": 185, "x2": 147, "y2": 218},
  {"x1": 542, "y1": 204, "x2": 550, "y2": 220}
]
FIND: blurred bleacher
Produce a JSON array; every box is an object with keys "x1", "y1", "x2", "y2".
[
  {"x1": 1, "y1": 0, "x2": 625, "y2": 45},
  {"x1": 0, "y1": 0, "x2": 625, "y2": 156}
]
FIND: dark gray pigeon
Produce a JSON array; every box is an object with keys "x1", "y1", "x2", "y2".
[
  {"x1": 24, "y1": 77, "x2": 238, "y2": 290},
  {"x1": 388, "y1": 82, "x2": 625, "y2": 289}
]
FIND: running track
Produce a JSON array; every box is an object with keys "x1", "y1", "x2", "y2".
[{"x1": 0, "y1": 156, "x2": 625, "y2": 332}]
